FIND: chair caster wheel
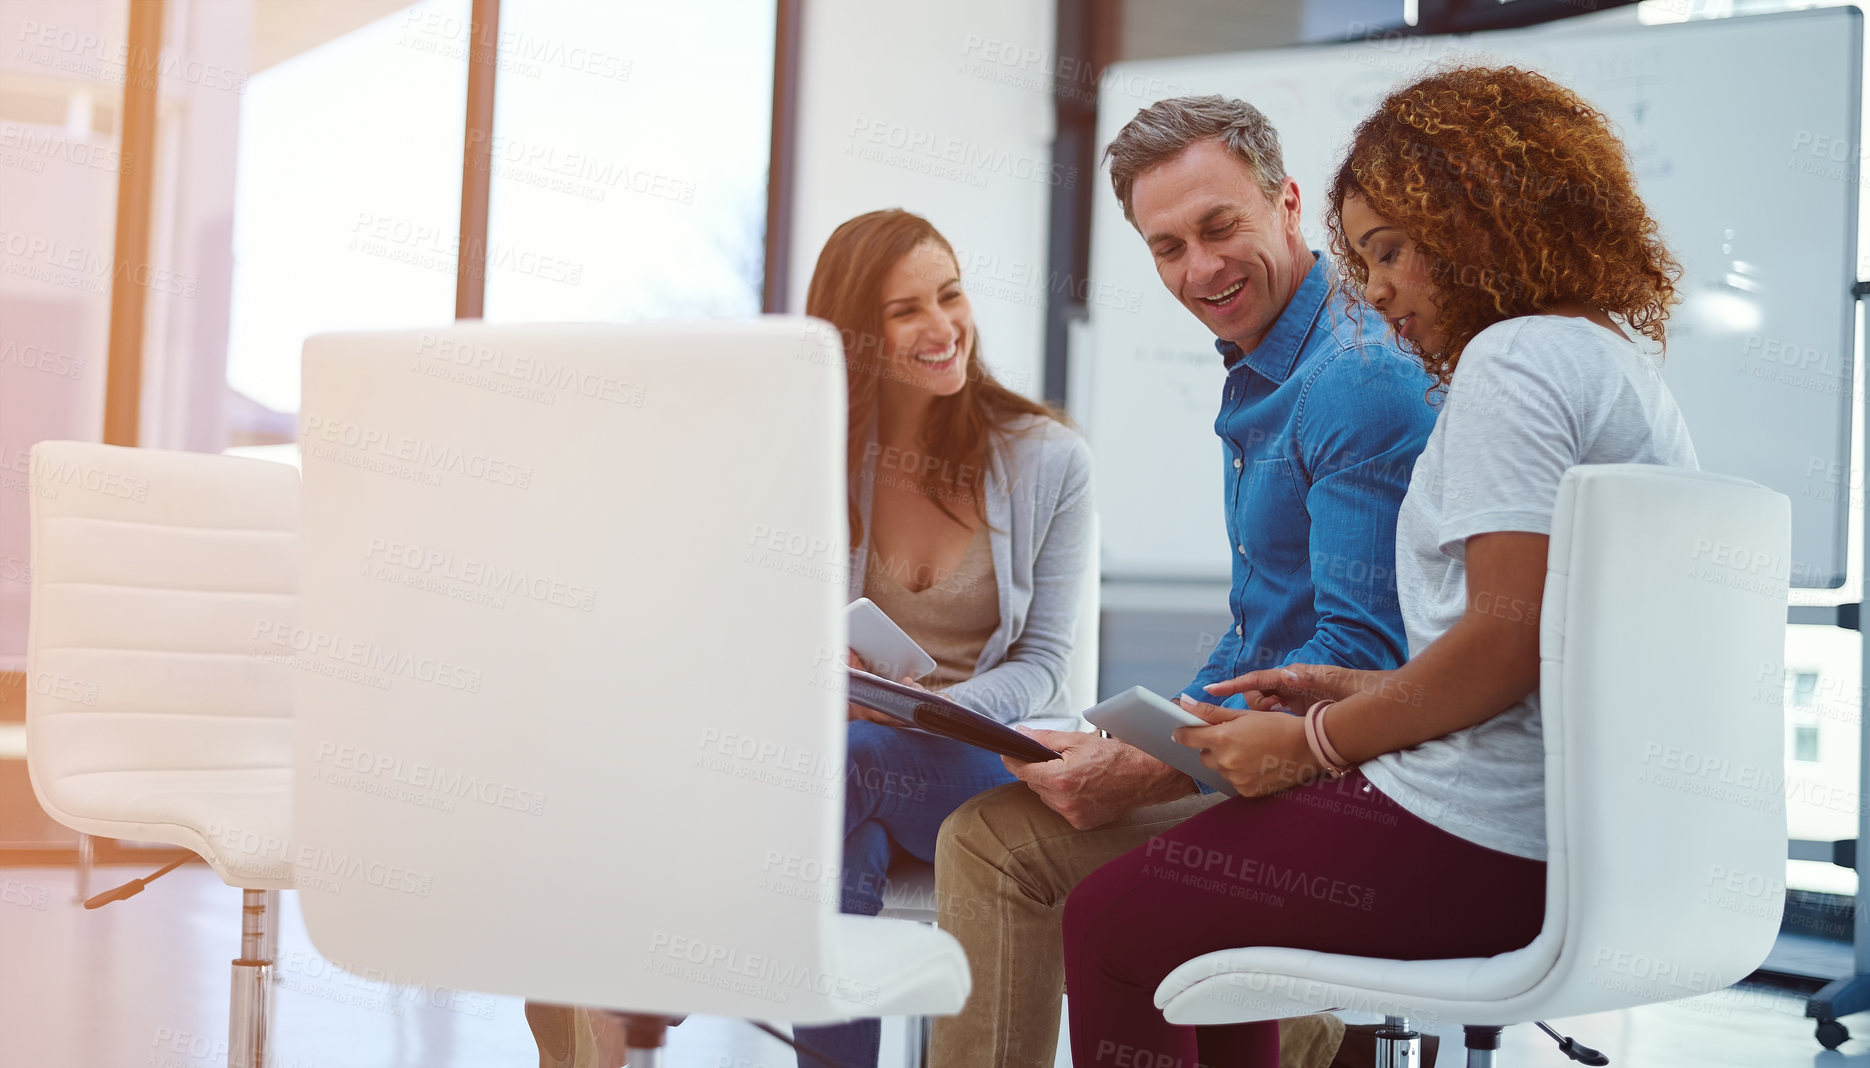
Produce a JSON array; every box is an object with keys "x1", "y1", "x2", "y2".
[{"x1": 1817, "y1": 1019, "x2": 1849, "y2": 1049}]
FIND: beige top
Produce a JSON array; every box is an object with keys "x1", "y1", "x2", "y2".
[{"x1": 863, "y1": 524, "x2": 1001, "y2": 690}]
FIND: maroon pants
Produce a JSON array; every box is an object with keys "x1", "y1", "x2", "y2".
[{"x1": 1062, "y1": 772, "x2": 1546, "y2": 1067}]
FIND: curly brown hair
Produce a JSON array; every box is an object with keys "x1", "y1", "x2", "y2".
[{"x1": 1325, "y1": 64, "x2": 1681, "y2": 386}]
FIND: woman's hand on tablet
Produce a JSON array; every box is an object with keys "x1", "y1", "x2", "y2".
[
  {"x1": 1206, "y1": 663, "x2": 1395, "y2": 713},
  {"x1": 1171, "y1": 696, "x2": 1318, "y2": 798},
  {"x1": 844, "y1": 649, "x2": 930, "y2": 723},
  {"x1": 845, "y1": 650, "x2": 899, "y2": 725}
]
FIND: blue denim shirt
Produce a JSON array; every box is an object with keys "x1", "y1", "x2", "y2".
[{"x1": 1179, "y1": 254, "x2": 1437, "y2": 707}]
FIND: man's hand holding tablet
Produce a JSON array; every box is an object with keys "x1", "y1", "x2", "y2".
[
  {"x1": 998, "y1": 725, "x2": 1192, "y2": 830},
  {"x1": 1084, "y1": 687, "x2": 1248, "y2": 797}
]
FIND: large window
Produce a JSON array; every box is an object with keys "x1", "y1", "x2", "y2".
[
  {"x1": 481, "y1": 0, "x2": 775, "y2": 322},
  {"x1": 225, "y1": 0, "x2": 470, "y2": 425},
  {"x1": 224, "y1": 0, "x2": 778, "y2": 427}
]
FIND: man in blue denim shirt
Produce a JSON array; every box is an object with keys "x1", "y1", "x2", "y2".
[
  {"x1": 1188, "y1": 247, "x2": 1428, "y2": 684},
  {"x1": 929, "y1": 97, "x2": 1435, "y2": 1068}
]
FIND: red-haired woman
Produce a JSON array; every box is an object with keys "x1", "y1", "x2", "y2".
[
  {"x1": 525, "y1": 210, "x2": 1093, "y2": 1068},
  {"x1": 792, "y1": 208, "x2": 1094, "y2": 1067},
  {"x1": 1059, "y1": 65, "x2": 1696, "y2": 1066}
]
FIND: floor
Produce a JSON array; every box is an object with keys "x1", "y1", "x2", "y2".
[{"x1": 0, "y1": 862, "x2": 1859, "y2": 1068}]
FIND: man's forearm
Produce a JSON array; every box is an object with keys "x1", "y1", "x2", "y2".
[{"x1": 1121, "y1": 746, "x2": 1201, "y2": 806}]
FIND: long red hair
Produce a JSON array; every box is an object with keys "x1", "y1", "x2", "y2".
[{"x1": 804, "y1": 209, "x2": 1062, "y2": 548}]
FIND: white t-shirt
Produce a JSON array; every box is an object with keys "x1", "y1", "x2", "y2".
[{"x1": 1359, "y1": 315, "x2": 1698, "y2": 860}]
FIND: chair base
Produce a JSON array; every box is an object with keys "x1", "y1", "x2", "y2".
[
  {"x1": 901, "y1": 1013, "x2": 931, "y2": 1068},
  {"x1": 73, "y1": 833, "x2": 93, "y2": 903},
  {"x1": 1375, "y1": 1015, "x2": 1420, "y2": 1067},
  {"x1": 1464, "y1": 1024, "x2": 1502, "y2": 1067},
  {"x1": 619, "y1": 1014, "x2": 672, "y2": 1068},
  {"x1": 229, "y1": 889, "x2": 277, "y2": 1068}
]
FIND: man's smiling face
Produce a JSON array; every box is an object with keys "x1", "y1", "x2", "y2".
[{"x1": 1130, "y1": 138, "x2": 1310, "y2": 351}]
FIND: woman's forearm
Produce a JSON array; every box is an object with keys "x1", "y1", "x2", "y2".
[
  {"x1": 1326, "y1": 612, "x2": 1540, "y2": 764},
  {"x1": 1324, "y1": 531, "x2": 1549, "y2": 764},
  {"x1": 942, "y1": 648, "x2": 1070, "y2": 724}
]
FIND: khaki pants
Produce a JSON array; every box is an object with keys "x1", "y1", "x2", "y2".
[{"x1": 928, "y1": 782, "x2": 1343, "y2": 1068}]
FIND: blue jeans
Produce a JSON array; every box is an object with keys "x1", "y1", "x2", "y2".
[{"x1": 792, "y1": 720, "x2": 1018, "y2": 1068}]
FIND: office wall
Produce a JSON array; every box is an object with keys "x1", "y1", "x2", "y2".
[{"x1": 785, "y1": 0, "x2": 1057, "y2": 399}]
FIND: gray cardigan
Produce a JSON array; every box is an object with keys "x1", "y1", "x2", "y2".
[{"x1": 848, "y1": 414, "x2": 1095, "y2": 724}]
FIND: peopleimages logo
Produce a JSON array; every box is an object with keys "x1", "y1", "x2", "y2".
[
  {"x1": 464, "y1": 130, "x2": 696, "y2": 203},
  {"x1": 0, "y1": 338, "x2": 85, "y2": 379},
  {"x1": 12, "y1": 20, "x2": 247, "y2": 94},
  {"x1": 349, "y1": 213, "x2": 584, "y2": 286},
  {"x1": 0, "y1": 228, "x2": 198, "y2": 297},
  {"x1": 1688, "y1": 537, "x2": 1789, "y2": 598},
  {"x1": 362, "y1": 536, "x2": 599, "y2": 612},
  {"x1": 646, "y1": 932, "x2": 880, "y2": 1007},
  {"x1": 413, "y1": 334, "x2": 646, "y2": 406},
  {"x1": 0, "y1": 121, "x2": 128, "y2": 175},
  {"x1": 400, "y1": 8, "x2": 632, "y2": 82},
  {"x1": 314, "y1": 741, "x2": 547, "y2": 817},
  {"x1": 1588, "y1": 945, "x2": 1726, "y2": 998},
  {"x1": 1, "y1": 878, "x2": 49, "y2": 912},
  {"x1": 299, "y1": 415, "x2": 534, "y2": 489},
  {"x1": 26, "y1": 671, "x2": 99, "y2": 706},
  {"x1": 251, "y1": 619, "x2": 484, "y2": 693},
  {"x1": 291, "y1": 846, "x2": 432, "y2": 897},
  {"x1": 25, "y1": 450, "x2": 149, "y2": 501},
  {"x1": 273, "y1": 947, "x2": 497, "y2": 1021},
  {"x1": 1144, "y1": 838, "x2": 1377, "y2": 911},
  {"x1": 845, "y1": 118, "x2": 1074, "y2": 188}
]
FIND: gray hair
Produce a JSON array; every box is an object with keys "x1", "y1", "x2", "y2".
[{"x1": 1104, "y1": 95, "x2": 1287, "y2": 226}]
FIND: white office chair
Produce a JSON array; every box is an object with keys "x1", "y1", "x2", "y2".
[
  {"x1": 25, "y1": 441, "x2": 300, "y2": 1068},
  {"x1": 1150, "y1": 465, "x2": 1790, "y2": 1066},
  {"x1": 293, "y1": 318, "x2": 970, "y2": 1066}
]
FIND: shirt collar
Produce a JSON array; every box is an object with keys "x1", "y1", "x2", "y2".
[{"x1": 1212, "y1": 252, "x2": 1329, "y2": 383}]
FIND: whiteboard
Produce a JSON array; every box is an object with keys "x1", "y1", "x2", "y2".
[{"x1": 1077, "y1": 8, "x2": 1862, "y2": 587}]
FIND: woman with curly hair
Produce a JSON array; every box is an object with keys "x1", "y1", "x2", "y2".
[{"x1": 1058, "y1": 65, "x2": 1697, "y2": 1065}]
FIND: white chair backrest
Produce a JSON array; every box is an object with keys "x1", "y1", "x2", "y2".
[
  {"x1": 295, "y1": 319, "x2": 868, "y2": 1017},
  {"x1": 26, "y1": 442, "x2": 297, "y2": 799},
  {"x1": 1542, "y1": 464, "x2": 1788, "y2": 1013}
]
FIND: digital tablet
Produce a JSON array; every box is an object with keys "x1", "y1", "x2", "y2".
[
  {"x1": 846, "y1": 597, "x2": 937, "y2": 681},
  {"x1": 845, "y1": 668, "x2": 1062, "y2": 764},
  {"x1": 1084, "y1": 686, "x2": 1240, "y2": 797}
]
